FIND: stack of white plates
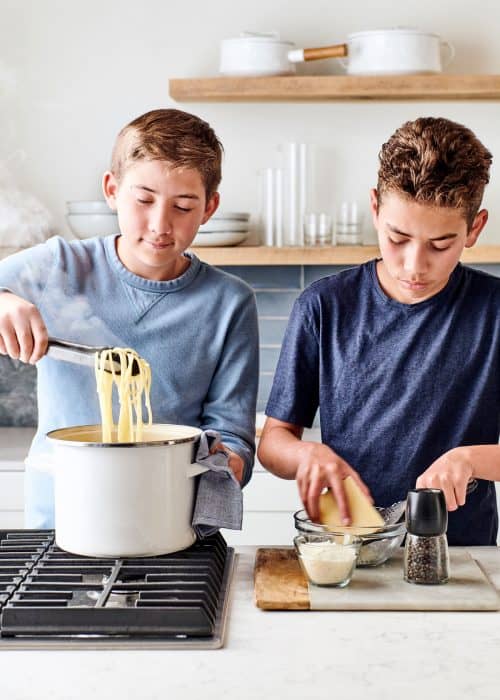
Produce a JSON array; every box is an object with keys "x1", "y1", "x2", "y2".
[
  {"x1": 66, "y1": 201, "x2": 119, "y2": 239},
  {"x1": 192, "y1": 212, "x2": 250, "y2": 247}
]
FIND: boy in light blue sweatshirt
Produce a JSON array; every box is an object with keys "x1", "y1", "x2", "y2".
[{"x1": 0, "y1": 108, "x2": 259, "y2": 527}]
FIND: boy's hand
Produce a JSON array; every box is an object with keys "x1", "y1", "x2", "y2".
[
  {"x1": 0, "y1": 292, "x2": 48, "y2": 364},
  {"x1": 296, "y1": 442, "x2": 372, "y2": 524},
  {"x1": 416, "y1": 447, "x2": 474, "y2": 511},
  {"x1": 209, "y1": 441, "x2": 244, "y2": 483}
]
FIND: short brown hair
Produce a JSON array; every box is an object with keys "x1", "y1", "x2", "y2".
[
  {"x1": 111, "y1": 108, "x2": 223, "y2": 199},
  {"x1": 377, "y1": 117, "x2": 492, "y2": 227}
]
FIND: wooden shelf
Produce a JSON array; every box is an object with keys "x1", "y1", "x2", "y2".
[
  {"x1": 189, "y1": 245, "x2": 500, "y2": 266},
  {"x1": 169, "y1": 74, "x2": 500, "y2": 102}
]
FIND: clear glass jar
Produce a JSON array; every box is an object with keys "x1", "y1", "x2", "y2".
[
  {"x1": 404, "y1": 533, "x2": 450, "y2": 585},
  {"x1": 335, "y1": 201, "x2": 363, "y2": 245},
  {"x1": 303, "y1": 212, "x2": 333, "y2": 246}
]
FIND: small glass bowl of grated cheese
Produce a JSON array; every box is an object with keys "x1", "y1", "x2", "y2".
[{"x1": 294, "y1": 533, "x2": 362, "y2": 587}]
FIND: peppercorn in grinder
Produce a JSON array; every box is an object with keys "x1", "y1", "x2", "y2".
[{"x1": 404, "y1": 488, "x2": 450, "y2": 585}]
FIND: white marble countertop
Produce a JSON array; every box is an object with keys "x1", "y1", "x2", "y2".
[{"x1": 0, "y1": 546, "x2": 498, "y2": 700}]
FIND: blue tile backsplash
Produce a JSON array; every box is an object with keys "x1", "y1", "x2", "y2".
[
  {"x1": 223, "y1": 265, "x2": 302, "y2": 289},
  {"x1": 255, "y1": 291, "x2": 298, "y2": 317},
  {"x1": 1, "y1": 263, "x2": 500, "y2": 427}
]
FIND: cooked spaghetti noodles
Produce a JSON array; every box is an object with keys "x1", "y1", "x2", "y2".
[{"x1": 95, "y1": 347, "x2": 152, "y2": 442}]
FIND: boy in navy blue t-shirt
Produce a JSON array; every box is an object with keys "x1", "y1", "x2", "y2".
[{"x1": 258, "y1": 117, "x2": 500, "y2": 545}]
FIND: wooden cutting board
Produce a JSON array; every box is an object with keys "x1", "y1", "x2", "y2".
[{"x1": 254, "y1": 548, "x2": 499, "y2": 611}]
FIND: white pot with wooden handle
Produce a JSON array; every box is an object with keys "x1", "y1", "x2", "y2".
[{"x1": 219, "y1": 32, "x2": 347, "y2": 77}]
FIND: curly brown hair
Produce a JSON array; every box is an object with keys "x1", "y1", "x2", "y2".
[
  {"x1": 377, "y1": 117, "x2": 492, "y2": 227},
  {"x1": 111, "y1": 108, "x2": 223, "y2": 199}
]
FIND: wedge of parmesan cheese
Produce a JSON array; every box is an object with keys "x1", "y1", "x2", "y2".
[{"x1": 318, "y1": 476, "x2": 385, "y2": 535}]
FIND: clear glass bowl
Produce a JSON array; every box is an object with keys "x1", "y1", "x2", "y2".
[
  {"x1": 294, "y1": 503, "x2": 406, "y2": 567},
  {"x1": 294, "y1": 533, "x2": 362, "y2": 587}
]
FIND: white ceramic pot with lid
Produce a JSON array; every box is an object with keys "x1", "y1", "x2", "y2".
[
  {"x1": 25, "y1": 424, "x2": 207, "y2": 558},
  {"x1": 337, "y1": 28, "x2": 454, "y2": 75}
]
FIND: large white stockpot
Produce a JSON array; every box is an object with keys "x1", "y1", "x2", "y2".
[{"x1": 25, "y1": 424, "x2": 207, "y2": 558}]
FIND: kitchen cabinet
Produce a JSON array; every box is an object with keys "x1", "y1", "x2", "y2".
[
  {"x1": 0, "y1": 428, "x2": 34, "y2": 528},
  {"x1": 222, "y1": 460, "x2": 303, "y2": 546}
]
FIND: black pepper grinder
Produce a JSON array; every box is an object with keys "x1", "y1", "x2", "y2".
[{"x1": 404, "y1": 488, "x2": 450, "y2": 585}]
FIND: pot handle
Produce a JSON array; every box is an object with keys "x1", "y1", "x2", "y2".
[
  {"x1": 24, "y1": 452, "x2": 56, "y2": 474},
  {"x1": 288, "y1": 43, "x2": 348, "y2": 64},
  {"x1": 441, "y1": 39, "x2": 455, "y2": 68}
]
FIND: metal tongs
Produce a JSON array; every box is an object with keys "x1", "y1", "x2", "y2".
[{"x1": 46, "y1": 337, "x2": 140, "y2": 375}]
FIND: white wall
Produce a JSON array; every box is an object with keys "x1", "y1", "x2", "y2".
[{"x1": 1, "y1": 0, "x2": 500, "y2": 243}]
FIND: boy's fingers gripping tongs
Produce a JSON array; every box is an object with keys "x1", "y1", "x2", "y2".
[{"x1": 46, "y1": 338, "x2": 140, "y2": 375}]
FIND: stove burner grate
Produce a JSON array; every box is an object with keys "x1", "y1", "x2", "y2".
[{"x1": 0, "y1": 529, "x2": 233, "y2": 644}]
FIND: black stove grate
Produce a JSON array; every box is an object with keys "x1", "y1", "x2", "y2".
[{"x1": 0, "y1": 529, "x2": 232, "y2": 641}]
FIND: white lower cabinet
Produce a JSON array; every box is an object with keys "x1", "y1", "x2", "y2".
[
  {"x1": 223, "y1": 511, "x2": 297, "y2": 546},
  {"x1": 0, "y1": 428, "x2": 34, "y2": 529},
  {"x1": 0, "y1": 471, "x2": 24, "y2": 528},
  {"x1": 0, "y1": 511, "x2": 24, "y2": 528},
  {"x1": 223, "y1": 468, "x2": 303, "y2": 546},
  {"x1": 243, "y1": 471, "x2": 301, "y2": 512}
]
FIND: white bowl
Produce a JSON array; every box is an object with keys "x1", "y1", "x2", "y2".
[
  {"x1": 211, "y1": 211, "x2": 250, "y2": 221},
  {"x1": 66, "y1": 200, "x2": 113, "y2": 214},
  {"x1": 198, "y1": 220, "x2": 249, "y2": 233},
  {"x1": 191, "y1": 231, "x2": 247, "y2": 247},
  {"x1": 66, "y1": 213, "x2": 120, "y2": 239}
]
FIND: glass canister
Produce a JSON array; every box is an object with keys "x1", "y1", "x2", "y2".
[{"x1": 404, "y1": 488, "x2": 450, "y2": 585}]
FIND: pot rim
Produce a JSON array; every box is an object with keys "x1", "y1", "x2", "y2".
[
  {"x1": 222, "y1": 36, "x2": 295, "y2": 47},
  {"x1": 348, "y1": 28, "x2": 441, "y2": 40},
  {"x1": 46, "y1": 423, "x2": 202, "y2": 448}
]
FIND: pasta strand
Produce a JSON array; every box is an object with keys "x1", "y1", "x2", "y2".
[{"x1": 95, "y1": 347, "x2": 152, "y2": 442}]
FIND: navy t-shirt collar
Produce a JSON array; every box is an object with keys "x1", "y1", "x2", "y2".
[{"x1": 369, "y1": 258, "x2": 464, "y2": 311}]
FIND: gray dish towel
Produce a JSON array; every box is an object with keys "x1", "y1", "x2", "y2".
[{"x1": 191, "y1": 429, "x2": 243, "y2": 539}]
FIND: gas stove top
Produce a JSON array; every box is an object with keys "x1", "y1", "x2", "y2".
[{"x1": 0, "y1": 529, "x2": 235, "y2": 649}]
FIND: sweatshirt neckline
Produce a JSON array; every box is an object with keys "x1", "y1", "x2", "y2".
[
  {"x1": 104, "y1": 234, "x2": 201, "y2": 292},
  {"x1": 368, "y1": 258, "x2": 463, "y2": 310}
]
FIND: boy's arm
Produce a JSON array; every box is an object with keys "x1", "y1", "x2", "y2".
[
  {"x1": 417, "y1": 444, "x2": 500, "y2": 511},
  {"x1": 201, "y1": 288, "x2": 259, "y2": 488},
  {"x1": 0, "y1": 241, "x2": 56, "y2": 363},
  {"x1": 0, "y1": 291, "x2": 48, "y2": 363}
]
